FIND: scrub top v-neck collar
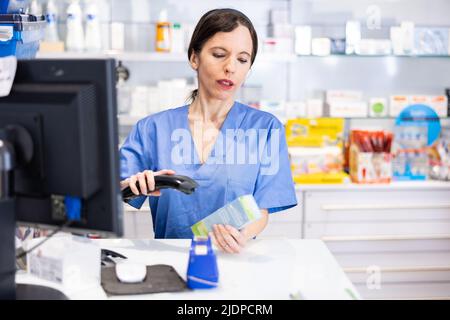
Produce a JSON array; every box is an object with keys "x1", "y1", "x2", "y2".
[{"x1": 181, "y1": 101, "x2": 246, "y2": 176}]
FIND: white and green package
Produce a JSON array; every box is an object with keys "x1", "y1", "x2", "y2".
[{"x1": 191, "y1": 194, "x2": 262, "y2": 237}]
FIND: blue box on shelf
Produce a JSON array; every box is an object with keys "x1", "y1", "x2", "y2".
[
  {"x1": 393, "y1": 104, "x2": 442, "y2": 181},
  {"x1": 0, "y1": 13, "x2": 46, "y2": 59},
  {"x1": 0, "y1": 0, "x2": 30, "y2": 14}
]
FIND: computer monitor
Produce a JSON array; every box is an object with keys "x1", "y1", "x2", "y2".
[{"x1": 0, "y1": 59, "x2": 124, "y2": 299}]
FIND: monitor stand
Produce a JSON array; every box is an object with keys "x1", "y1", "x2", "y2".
[
  {"x1": 0, "y1": 135, "x2": 68, "y2": 300},
  {"x1": 0, "y1": 198, "x2": 16, "y2": 300},
  {"x1": 0, "y1": 198, "x2": 69, "y2": 300}
]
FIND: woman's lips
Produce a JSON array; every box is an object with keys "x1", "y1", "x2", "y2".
[{"x1": 217, "y1": 79, "x2": 234, "y2": 90}]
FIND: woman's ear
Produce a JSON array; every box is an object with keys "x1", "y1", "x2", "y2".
[{"x1": 189, "y1": 53, "x2": 199, "y2": 71}]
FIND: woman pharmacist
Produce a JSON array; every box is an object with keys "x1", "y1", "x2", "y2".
[{"x1": 120, "y1": 8, "x2": 297, "y2": 253}]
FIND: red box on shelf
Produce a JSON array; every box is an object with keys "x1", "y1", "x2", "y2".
[{"x1": 349, "y1": 130, "x2": 393, "y2": 184}]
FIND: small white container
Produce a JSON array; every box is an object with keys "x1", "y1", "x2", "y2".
[
  {"x1": 345, "y1": 20, "x2": 361, "y2": 55},
  {"x1": 111, "y1": 22, "x2": 125, "y2": 51},
  {"x1": 295, "y1": 26, "x2": 311, "y2": 55},
  {"x1": 171, "y1": 23, "x2": 185, "y2": 53},
  {"x1": 65, "y1": 0, "x2": 84, "y2": 52},
  {"x1": 84, "y1": 0, "x2": 102, "y2": 52},
  {"x1": 44, "y1": 0, "x2": 60, "y2": 43},
  {"x1": 390, "y1": 26, "x2": 403, "y2": 55},
  {"x1": 130, "y1": 86, "x2": 150, "y2": 117},
  {"x1": 400, "y1": 21, "x2": 415, "y2": 54},
  {"x1": 311, "y1": 38, "x2": 331, "y2": 56},
  {"x1": 117, "y1": 81, "x2": 131, "y2": 114},
  {"x1": 147, "y1": 86, "x2": 160, "y2": 114}
]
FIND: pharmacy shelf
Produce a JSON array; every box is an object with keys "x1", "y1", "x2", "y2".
[
  {"x1": 36, "y1": 51, "x2": 450, "y2": 62},
  {"x1": 118, "y1": 114, "x2": 449, "y2": 126},
  {"x1": 36, "y1": 51, "x2": 297, "y2": 63},
  {"x1": 299, "y1": 54, "x2": 450, "y2": 59},
  {"x1": 295, "y1": 180, "x2": 450, "y2": 192},
  {"x1": 312, "y1": 116, "x2": 450, "y2": 120},
  {"x1": 36, "y1": 51, "x2": 188, "y2": 62}
]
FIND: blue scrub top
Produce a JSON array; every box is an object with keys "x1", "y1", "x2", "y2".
[{"x1": 120, "y1": 101, "x2": 297, "y2": 238}]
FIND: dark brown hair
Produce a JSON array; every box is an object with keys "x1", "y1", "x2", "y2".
[{"x1": 187, "y1": 8, "x2": 258, "y2": 102}]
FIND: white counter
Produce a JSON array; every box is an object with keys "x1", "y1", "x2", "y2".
[{"x1": 15, "y1": 238, "x2": 359, "y2": 300}]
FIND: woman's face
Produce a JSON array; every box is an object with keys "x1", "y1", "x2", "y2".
[{"x1": 191, "y1": 24, "x2": 253, "y2": 102}]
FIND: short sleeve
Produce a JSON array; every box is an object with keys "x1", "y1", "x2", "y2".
[
  {"x1": 253, "y1": 119, "x2": 298, "y2": 214},
  {"x1": 119, "y1": 119, "x2": 154, "y2": 209}
]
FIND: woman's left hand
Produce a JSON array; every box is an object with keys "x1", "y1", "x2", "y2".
[{"x1": 209, "y1": 224, "x2": 247, "y2": 254}]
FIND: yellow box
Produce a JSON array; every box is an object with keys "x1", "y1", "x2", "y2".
[
  {"x1": 293, "y1": 172, "x2": 349, "y2": 184},
  {"x1": 285, "y1": 118, "x2": 345, "y2": 147}
]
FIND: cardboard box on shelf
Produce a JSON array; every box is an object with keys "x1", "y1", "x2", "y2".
[
  {"x1": 350, "y1": 150, "x2": 392, "y2": 183},
  {"x1": 285, "y1": 118, "x2": 345, "y2": 148},
  {"x1": 389, "y1": 95, "x2": 410, "y2": 117},
  {"x1": 326, "y1": 90, "x2": 363, "y2": 102},
  {"x1": 349, "y1": 130, "x2": 394, "y2": 183},
  {"x1": 414, "y1": 27, "x2": 449, "y2": 56},
  {"x1": 390, "y1": 95, "x2": 448, "y2": 118},
  {"x1": 409, "y1": 95, "x2": 429, "y2": 105},
  {"x1": 38, "y1": 41, "x2": 65, "y2": 53},
  {"x1": 429, "y1": 95, "x2": 448, "y2": 117},
  {"x1": 287, "y1": 119, "x2": 346, "y2": 184},
  {"x1": 328, "y1": 100, "x2": 368, "y2": 118},
  {"x1": 289, "y1": 146, "x2": 343, "y2": 176},
  {"x1": 326, "y1": 90, "x2": 367, "y2": 117}
]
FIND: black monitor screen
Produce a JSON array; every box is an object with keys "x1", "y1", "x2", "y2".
[{"x1": 0, "y1": 59, "x2": 123, "y2": 236}]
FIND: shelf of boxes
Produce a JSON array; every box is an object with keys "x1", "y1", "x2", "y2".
[
  {"x1": 36, "y1": 51, "x2": 298, "y2": 62},
  {"x1": 36, "y1": 51, "x2": 450, "y2": 62}
]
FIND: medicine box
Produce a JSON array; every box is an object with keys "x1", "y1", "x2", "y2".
[
  {"x1": 191, "y1": 195, "x2": 262, "y2": 237},
  {"x1": 26, "y1": 234, "x2": 101, "y2": 289},
  {"x1": 0, "y1": 13, "x2": 46, "y2": 59},
  {"x1": 389, "y1": 95, "x2": 410, "y2": 117}
]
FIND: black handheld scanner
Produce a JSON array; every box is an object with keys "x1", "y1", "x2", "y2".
[{"x1": 121, "y1": 174, "x2": 199, "y2": 202}]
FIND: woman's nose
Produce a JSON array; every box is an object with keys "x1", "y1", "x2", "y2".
[{"x1": 224, "y1": 58, "x2": 236, "y2": 74}]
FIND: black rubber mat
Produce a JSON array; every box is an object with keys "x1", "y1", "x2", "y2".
[{"x1": 101, "y1": 264, "x2": 189, "y2": 296}]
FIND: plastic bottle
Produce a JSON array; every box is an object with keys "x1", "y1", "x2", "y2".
[
  {"x1": 29, "y1": 0, "x2": 42, "y2": 15},
  {"x1": 84, "y1": 0, "x2": 102, "y2": 52},
  {"x1": 66, "y1": 0, "x2": 84, "y2": 52},
  {"x1": 44, "y1": 0, "x2": 59, "y2": 42},
  {"x1": 171, "y1": 22, "x2": 184, "y2": 53},
  {"x1": 155, "y1": 9, "x2": 171, "y2": 52}
]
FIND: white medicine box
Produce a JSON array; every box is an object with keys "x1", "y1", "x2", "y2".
[{"x1": 26, "y1": 234, "x2": 101, "y2": 290}]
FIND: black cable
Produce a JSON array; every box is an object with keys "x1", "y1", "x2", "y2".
[{"x1": 15, "y1": 220, "x2": 73, "y2": 259}]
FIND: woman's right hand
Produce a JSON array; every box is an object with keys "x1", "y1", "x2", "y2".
[{"x1": 120, "y1": 169, "x2": 176, "y2": 197}]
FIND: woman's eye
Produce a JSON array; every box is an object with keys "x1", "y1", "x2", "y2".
[
  {"x1": 238, "y1": 58, "x2": 248, "y2": 64},
  {"x1": 213, "y1": 53, "x2": 225, "y2": 58}
]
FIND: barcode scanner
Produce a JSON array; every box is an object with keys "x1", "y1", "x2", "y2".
[{"x1": 121, "y1": 174, "x2": 199, "y2": 202}]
